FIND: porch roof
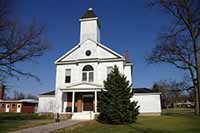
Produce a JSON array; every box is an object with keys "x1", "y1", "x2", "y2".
[{"x1": 61, "y1": 82, "x2": 103, "y2": 90}]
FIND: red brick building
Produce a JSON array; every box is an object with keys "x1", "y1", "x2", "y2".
[
  {"x1": 0, "y1": 85, "x2": 38, "y2": 113},
  {"x1": 0, "y1": 99, "x2": 38, "y2": 113}
]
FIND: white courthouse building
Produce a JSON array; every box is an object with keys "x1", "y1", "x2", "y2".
[{"x1": 37, "y1": 8, "x2": 161, "y2": 120}]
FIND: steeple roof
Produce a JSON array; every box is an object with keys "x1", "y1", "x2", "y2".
[{"x1": 80, "y1": 8, "x2": 98, "y2": 19}]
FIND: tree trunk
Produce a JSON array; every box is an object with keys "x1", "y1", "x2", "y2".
[
  {"x1": 194, "y1": 85, "x2": 200, "y2": 115},
  {"x1": 188, "y1": 64, "x2": 199, "y2": 115},
  {"x1": 193, "y1": 38, "x2": 200, "y2": 115}
]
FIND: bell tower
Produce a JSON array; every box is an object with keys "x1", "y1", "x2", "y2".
[{"x1": 79, "y1": 8, "x2": 100, "y2": 43}]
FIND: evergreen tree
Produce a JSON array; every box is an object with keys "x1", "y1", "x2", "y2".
[{"x1": 97, "y1": 65, "x2": 139, "y2": 124}]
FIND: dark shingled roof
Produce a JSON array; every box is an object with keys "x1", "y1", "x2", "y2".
[
  {"x1": 80, "y1": 8, "x2": 98, "y2": 19},
  {"x1": 40, "y1": 90, "x2": 55, "y2": 95},
  {"x1": 133, "y1": 88, "x2": 156, "y2": 93}
]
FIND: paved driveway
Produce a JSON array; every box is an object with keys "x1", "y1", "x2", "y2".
[{"x1": 10, "y1": 120, "x2": 83, "y2": 133}]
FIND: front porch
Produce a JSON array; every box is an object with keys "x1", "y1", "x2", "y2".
[
  {"x1": 62, "y1": 91, "x2": 98, "y2": 113},
  {"x1": 61, "y1": 90, "x2": 99, "y2": 120},
  {"x1": 59, "y1": 82, "x2": 102, "y2": 119}
]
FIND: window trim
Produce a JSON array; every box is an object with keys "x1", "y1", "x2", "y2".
[
  {"x1": 107, "y1": 66, "x2": 113, "y2": 78},
  {"x1": 65, "y1": 69, "x2": 71, "y2": 83},
  {"x1": 82, "y1": 65, "x2": 94, "y2": 82}
]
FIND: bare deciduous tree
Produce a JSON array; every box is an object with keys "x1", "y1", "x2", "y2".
[
  {"x1": 13, "y1": 90, "x2": 37, "y2": 100},
  {"x1": 152, "y1": 80, "x2": 186, "y2": 108},
  {"x1": 13, "y1": 90, "x2": 25, "y2": 100},
  {"x1": 0, "y1": 0, "x2": 50, "y2": 82},
  {"x1": 147, "y1": 0, "x2": 200, "y2": 115}
]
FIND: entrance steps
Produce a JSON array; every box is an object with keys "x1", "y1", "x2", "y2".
[{"x1": 71, "y1": 112, "x2": 95, "y2": 120}]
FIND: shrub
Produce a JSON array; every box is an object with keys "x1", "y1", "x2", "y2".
[
  {"x1": 66, "y1": 107, "x2": 72, "y2": 112},
  {"x1": 65, "y1": 106, "x2": 77, "y2": 112}
]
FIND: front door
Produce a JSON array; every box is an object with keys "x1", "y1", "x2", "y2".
[
  {"x1": 5, "y1": 104, "x2": 10, "y2": 112},
  {"x1": 17, "y1": 104, "x2": 21, "y2": 113},
  {"x1": 83, "y1": 95, "x2": 93, "y2": 111}
]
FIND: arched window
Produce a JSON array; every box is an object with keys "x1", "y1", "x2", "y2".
[{"x1": 82, "y1": 65, "x2": 94, "y2": 82}]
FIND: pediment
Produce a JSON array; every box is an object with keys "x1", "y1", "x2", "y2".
[
  {"x1": 55, "y1": 39, "x2": 123, "y2": 64},
  {"x1": 65, "y1": 82, "x2": 103, "y2": 89}
]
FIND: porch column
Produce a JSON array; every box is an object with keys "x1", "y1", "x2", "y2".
[
  {"x1": 59, "y1": 91, "x2": 63, "y2": 113},
  {"x1": 72, "y1": 91, "x2": 75, "y2": 113},
  {"x1": 63, "y1": 92, "x2": 67, "y2": 112},
  {"x1": 94, "y1": 91, "x2": 97, "y2": 112}
]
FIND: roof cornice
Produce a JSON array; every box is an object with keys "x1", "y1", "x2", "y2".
[
  {"x1": 79, "y1": 17, "x2": 98, "y2": 21},
  {"x1": 134, "y1": 93, "x2": 161, "y2": 95},
  {"x1": 55, "y1": 58, "x2": 124, "y2": 65}
]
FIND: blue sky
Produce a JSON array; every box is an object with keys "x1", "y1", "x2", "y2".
[{"x1": 7, "y1": 0, "x2": 187, "y2": 96}]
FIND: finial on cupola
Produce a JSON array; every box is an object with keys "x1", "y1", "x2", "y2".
[
  {"x1": 80, "y1": 7, "x2": 97, "y2": 19},
  {"x1": 88, "y1": 7, "x2": 93, "y2": 11}
]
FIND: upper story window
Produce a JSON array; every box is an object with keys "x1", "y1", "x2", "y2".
[
  {"x1": 107, "y1": 66, "x2": 113, "y2": 78},
  {"x1": 82, "y1": 65, "x2": 94, "y2": 82},
  {"x1": 65, "y1": 69, "x2": 71, "y2": 83}
]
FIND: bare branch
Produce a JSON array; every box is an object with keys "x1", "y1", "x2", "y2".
[{"x1": 0, "y1": 0, "x2": 50, "y2": 82}]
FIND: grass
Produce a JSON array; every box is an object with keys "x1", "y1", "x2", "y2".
[
  {"x1": 54, "y1": 115, "x2": 200, "y2": 133},
  {"x1": 0, "y1": 112, "x2": 51, "y2": 120},
  {"x1": 0, "y1": 108, "x2": 199, "y2": 133},
  {"x1": 0, "y1": 119, "x2": 54, "y2": 133},
  {"x1": 0, "y1": 113, "x2": 54, "y2": 133},
  {"x1": 162, "y1": 108, "x2": 194, "y2": 115}
]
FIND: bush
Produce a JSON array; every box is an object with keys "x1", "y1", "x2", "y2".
[
  {"x1": 66, "y1": 107, "x2": 72, "y2": 112},
  {"x1": 65, "y1": 106, "x2": 77, "y2": 112}
]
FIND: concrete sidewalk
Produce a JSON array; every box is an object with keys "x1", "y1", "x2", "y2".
[{"x1": 10, "y1": 120, "x2": 83, "y2": 133}]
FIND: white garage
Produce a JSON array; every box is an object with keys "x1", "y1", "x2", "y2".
[
  {"x1": 132, "y1": 88, "x2": 161, "y2": 115},
  {"x1": 37, "y1": 91, "x2": 55, "y2": 113}
]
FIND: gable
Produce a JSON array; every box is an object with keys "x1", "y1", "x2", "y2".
[
  {"x1": 64, "y1": 82, "x2": 103, "y2": 89},
  {"x1": 55, "y1": 39, "x2": 123, "y2": 63},
  {"x1": 97, "y1": 42, "x2": 123, "y2": 59}
]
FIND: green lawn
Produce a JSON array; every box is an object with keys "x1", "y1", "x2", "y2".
[
  {"x1": 1, "y1": 110, "x2": 199, "y2": 133},
  {"x1": 54, "y1": 115, "x2": 200, "y2": 133},
  {"x1": 162, "y1": 108, "x2": 194, "y2": 115},
  {"x1": 0, "y1": 119, "x2": 54, "y2": 133},
  {"x1": 0, "y1": 112, "x2": 51, "y2": 120},
  {"x1": 0, "y1": 113, "x2": 54, "y2": 133}
]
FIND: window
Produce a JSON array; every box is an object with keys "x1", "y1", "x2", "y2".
[
  {"x1": 12, "y1": 104, "x2": 16, "y2": 108},
  {"x1": 82, "y1": 65, "x2": 94, "y2": 82},
  {"x1": 65, "y1": 69, "x2": 71, "y2": 83},
  {"x1": 85, "y1": 50, "x2": 91, "y2": 56},
  {"x1": 0, "y1": 103, "x2": 5, "y2": 109},
  {"x1": 107, "y1": 67, "x2": 113, "y2": 78},
  {"x1": 83, "y1": 65, "x2": 93, "y2": 71},
  {"x1": 89, "y1": 72, "x2": 94, "y2": 82},
  {"x1": 82, "y1": 72, "x2": 87, "y2": 81}
]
